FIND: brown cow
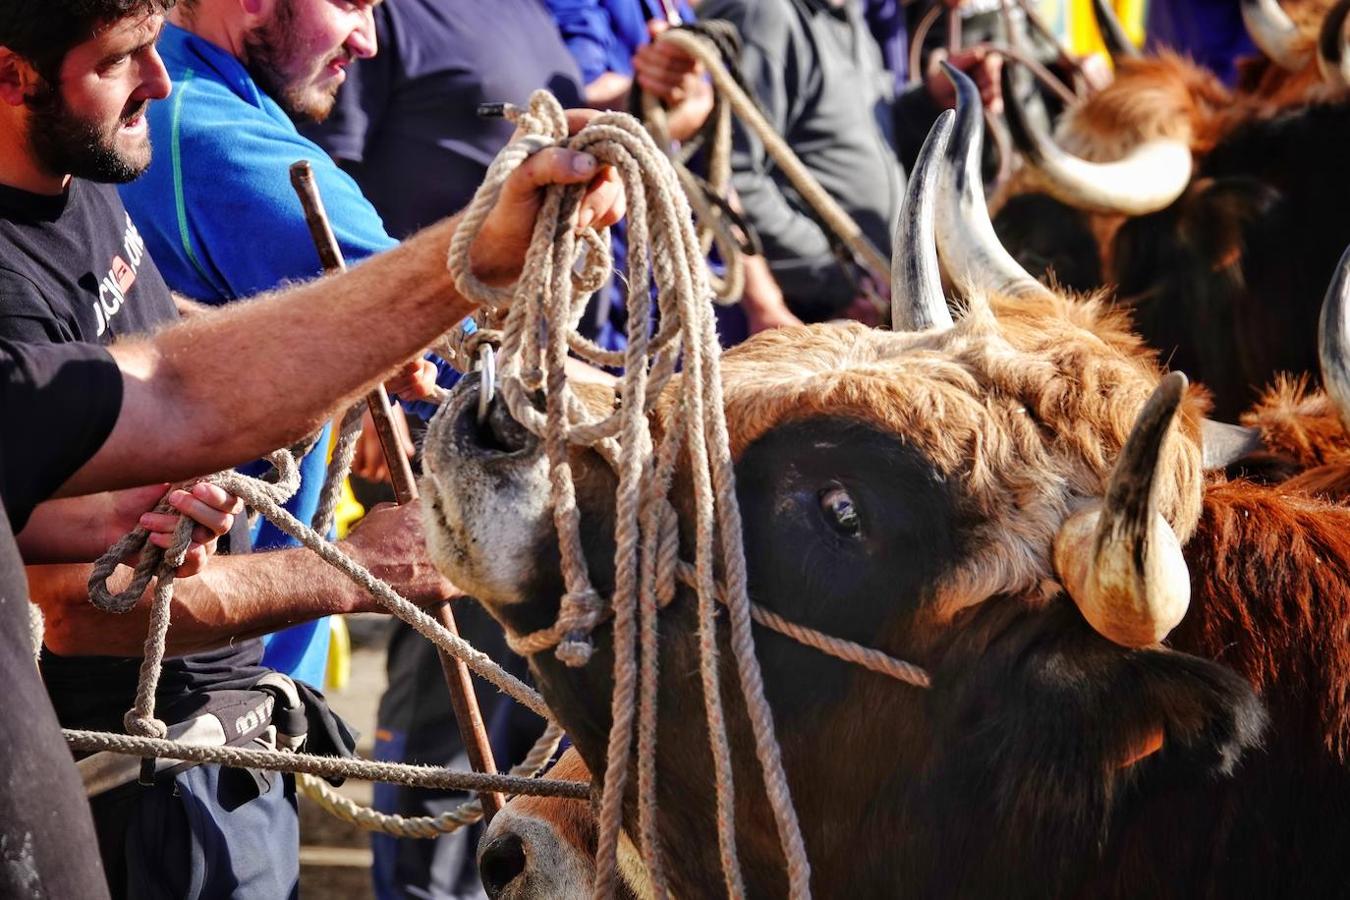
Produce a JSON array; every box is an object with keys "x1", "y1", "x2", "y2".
[
  {"x1": 423, "y1": 115, "x2": 1350, "y2": 897},
  {"x1": 993, "y1": 0, "x2": 1350, "y2": 418}
]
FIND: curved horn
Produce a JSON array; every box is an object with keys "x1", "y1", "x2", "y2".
[
  {"x1": 892, "y1": 110, "x2": 955, "y2": 332},
  {"x1": 1317, "y1": 0, "x2": 1350, "y2": 87},
  {"x1": 1002, "y1": 65, "x2": 1192, "y2": 216},
  {"x1": 1241, "y1": 0, "x2": 1308, "y2": 70},
  {"x1": 1091, "y1": 0, "x2": 1140, "y2": 61},
  {"x1": 1055, "y1": 372, "x2": 1193, "y2": 647},
  {"x1": 935, "y1": 63, "x2": 1052, "y2": 301},
  {"x1": 1318, "y1": 244, "x2": 1350, "y2": 431}
]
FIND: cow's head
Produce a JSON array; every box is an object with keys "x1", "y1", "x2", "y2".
[{"x1": 422, "y1": 116, "x2": 1265, "y2": 897}]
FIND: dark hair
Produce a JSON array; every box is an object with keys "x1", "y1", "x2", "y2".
[{"x1": 0, "y1": 0, "x2": 175, "y2": 83}]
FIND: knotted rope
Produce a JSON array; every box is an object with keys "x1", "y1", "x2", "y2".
[
  {"x1": 637, "y1": 19, "x2": 754, "y2": 305},
  {"x1": 444, "y1": 89, "x2": 815, "y2": 900},
  {"x1": 77, "y1": 401, "x2": 576, "y2": 835},
  {"x1": 62, "y1": 728, "x2": 586, "y2": 799},
  {"x1": 295, "y1": 720, "x2": 566, "y2": 839}
]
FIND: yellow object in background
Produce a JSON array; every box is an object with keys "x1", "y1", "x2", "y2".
[
  {"x1": 1040, "y1": 0, "x2": 1148, "y2": 59},
  {"x1": 334, "y1": 477, "x2": 366, "y2": 540},
  {"x1": 326, "y1": 615, "x2": 352, "y2": 693}
]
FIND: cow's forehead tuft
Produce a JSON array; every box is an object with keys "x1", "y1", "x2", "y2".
[{"x1": 705, "y1": 292, "x2": 1208, "y2": 562}]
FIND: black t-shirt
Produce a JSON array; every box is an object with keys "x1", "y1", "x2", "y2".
[
  {"x1": 0, "y1": 338, "x2": 121, "y2": 899},
  {"x1": 0, "y1": 180, "x2": 177, "y2": 342},
  {"x1": 0, "y1": 178, "x2": 268, "y2": 737}
]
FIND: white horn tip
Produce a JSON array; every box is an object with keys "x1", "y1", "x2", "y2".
[{"x1": 1055, "y1": 506, "x2": 1192, "y2": 647}]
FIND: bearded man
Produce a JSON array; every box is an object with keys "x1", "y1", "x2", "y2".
[{"x1": 0, "y1": 1, "x2": 468, "y2": 896}]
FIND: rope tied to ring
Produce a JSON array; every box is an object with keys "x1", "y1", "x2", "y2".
[{"x1": 443, "y1": 89, "x2": 812, "y2": 900}]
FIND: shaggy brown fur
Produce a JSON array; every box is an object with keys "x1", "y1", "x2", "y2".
[
  {"x1": 1217, "y1": 376, "x2": 1350, "y2": 497},
  {"x1": 445, "y1": 276, "x2": 1350, "y2": 896},
  {"x1": 709, "y1": 292, "x2": 1207, "y2": 616}
]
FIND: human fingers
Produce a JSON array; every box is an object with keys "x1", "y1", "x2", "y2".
[
  {"x1": 139, "y1": 511, "x2": 184, "y2": 536},
  {"x1": 147, "y1": 525, "x2": 212, "y2": 548},
  {"x1": 565, "y1": 107, "x2": 605, "y2": 135},
  {"x1": 576, "y1": 165, "x2": 626, "y2": 233},
  {"x1": 189, "y1": 482, "x2": 245, "y2": 516},
  {"x1": 386, "y1": 358, "x2": 439, "y2": 401},
  {"x1": 174, "y1": 538, "x2": 217, "y2": 578},
  {"x1": 636, "y1": 69, "x2": 691, "y2": 102},
  {"x1": 162, "y1": 489, "x2": 237, "y2": 537},
  {"x1": 636, "y1": 43, "x2": 699, "y2": 80}
]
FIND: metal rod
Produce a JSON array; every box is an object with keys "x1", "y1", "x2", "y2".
[{"x1": 289, "y1": 160, "x2": 506, "y2": 821}]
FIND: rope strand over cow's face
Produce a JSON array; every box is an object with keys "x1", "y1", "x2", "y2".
[{"x1": 420, "y1": 102, "x2": 1258, "y2": 899}]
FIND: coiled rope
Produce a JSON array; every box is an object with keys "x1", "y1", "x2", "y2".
[{"x1": 74, "y1": 393, "x2": 574, "y2": 835}]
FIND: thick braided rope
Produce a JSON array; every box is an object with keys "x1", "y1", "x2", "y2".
[
  {"x1": 80, "y1": 412, "x2": 567, "y2": 814},
  {"x1": 295, "y1": 720, "x2": 566, "y2": 838},
  {"x1": 652, "y1": 26, "x2": 890, "y2": 285},
  {"x1": 312, "y1": 400, "x2": 368, "y2": 538},
  {"x1": 443, "y1": 91, "x2": 811, "y2": 900},
  {"x1": 88, "y1": 448, "x2": 305, "y2": 737},
  {"x1": 62, "y1": 729, "x2": 586, "y2": 798},
  {"x1": 215, "y1": 473, "x2": 552, "y2": 719}
]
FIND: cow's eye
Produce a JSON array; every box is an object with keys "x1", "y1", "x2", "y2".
[{"x1": 819, "y1": 485, "x2": 861, "y2": 537}]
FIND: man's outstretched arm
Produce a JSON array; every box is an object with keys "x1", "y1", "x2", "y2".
[
  {"x1": 30, "y1": 503, "x2": 455, "y2": 658},
  {"x1": 59, "y1": 132, "x2": 624, "y2": 496}
]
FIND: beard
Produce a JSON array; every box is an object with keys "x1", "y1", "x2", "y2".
[
  {"x1": 243, "y1": 0, "x2": 344, "y2": 123},
  {"x1": 26, "y1": 84, "x2": 151, "y2": 185}
]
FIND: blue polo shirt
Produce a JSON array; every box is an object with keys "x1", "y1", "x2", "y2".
[{"x1": 121, "y1": 23, "x2": 400, "y2": 686}]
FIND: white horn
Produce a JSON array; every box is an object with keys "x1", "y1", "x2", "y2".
[
  {"x1": 935, "y1": 63, "x2": 1053, "y2": 301},
  {"x1": 1318, "y1": 244, "x2": 1350, "y2": 431},
  {"x1": 1317, "y1": 0, "x2": 1350, "y2": 87},
  {"x1": 1055, "y1": 372, "x2": 1193, "y2": 647},
  {"x1": 1003, "y1": 64, "x2": 1193, "y2": 217},
  {"x1": 1241, "y1": 0, "x2": 1308, "y2": 70},
  {"x1": 892, "y1": 110, "x2": 955, "y2": 332}
]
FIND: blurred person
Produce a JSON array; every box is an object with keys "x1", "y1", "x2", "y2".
[{"x1": 635, "y1": 0, "x2": 1002, "y2": 322}]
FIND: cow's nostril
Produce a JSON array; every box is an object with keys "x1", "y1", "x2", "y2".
[
  {"x1": 479, "y1": 832, "x2": 528, "y2": 897},
  {"x1": 482, "y1": 397, "x2": 533, "y2": 454},
  {"x1": 452, "y1": 378, "x2": 537, "y2": 458}
]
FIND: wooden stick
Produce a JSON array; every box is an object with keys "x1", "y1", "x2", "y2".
[{"x1": 289, "y1": 161, "x2": 505, "y2": 821}]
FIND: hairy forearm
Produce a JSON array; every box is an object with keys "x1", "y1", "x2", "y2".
[
  {"x1": 30, "y1": 550, "x2": 361, "y2": 658},
  {"x1": 31, "y1": 498, "x2": 458, "y2": 656},
  {"x1": 19, "y1": 495, "x2": 122, "y2": 563},
  {"x1": 69, "y1": 216, "x2": 473, "y2": 495}
]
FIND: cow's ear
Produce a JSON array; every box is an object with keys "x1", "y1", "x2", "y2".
[{"x1": 929, "y1": 603, "x2": 1266, "y2": 800}]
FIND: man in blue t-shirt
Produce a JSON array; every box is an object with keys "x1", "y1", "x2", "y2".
[{"x1": 118, "y1": 0, "x2": 436, "y2": 687}]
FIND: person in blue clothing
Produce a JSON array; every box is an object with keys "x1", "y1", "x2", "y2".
[
  {"x1": 547, "y1": 0, "x2": 803, "y2": 347},
  {"x1": 119, "y1": 0, "x2": 438, "y2": 687},
  {"x1": 1145, "y1": 0, "x2": 1258, "y2": 87}
]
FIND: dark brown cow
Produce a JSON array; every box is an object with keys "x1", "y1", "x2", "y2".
[
  {"x1": 422, "y1": 115, "x2": 1350, "y2": 898},
  {"x1": 994, "y1": 0, "x2": 1350, "y2": 418}
]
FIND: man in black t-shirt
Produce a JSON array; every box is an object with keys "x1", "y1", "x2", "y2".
[
  {"x1": 0, "y1": 5, "x2": 416, "y2": 896},
  {"x1": 0, "y1": 2, "x2": 625, "y2": 896},
  {"x1": 0, "y1": 124, "x2": 623, "y2": 900}
]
